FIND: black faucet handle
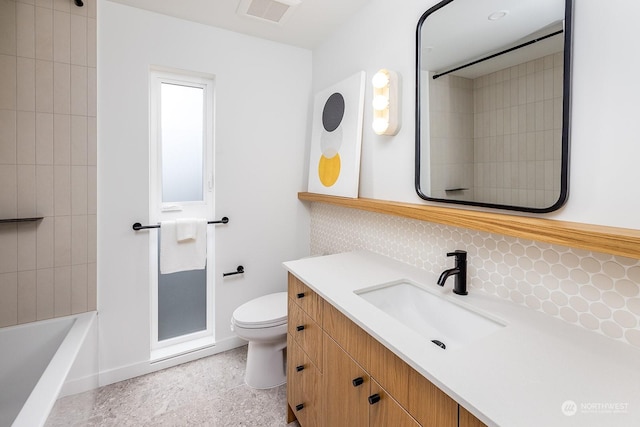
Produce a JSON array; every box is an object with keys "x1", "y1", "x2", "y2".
[{"x1": 446, "y1": 250, "x2": 467, "y2": 259}]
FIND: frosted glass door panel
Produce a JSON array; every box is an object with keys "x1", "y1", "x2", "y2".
[
  {"x1": 157, "y1": 233, "x2": 207, "y2": 341},
  {"x1": 161, "y1": 83, "x2": 204, "y2": 203}
]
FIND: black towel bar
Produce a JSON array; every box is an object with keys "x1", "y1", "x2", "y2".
[{"x1": 132, "y1": 217, "x2": 229, "y2": 231}]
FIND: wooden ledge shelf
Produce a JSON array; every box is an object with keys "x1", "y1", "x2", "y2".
[{"x1": 298, "y1": 192, "x2": 640, "y2": 260}]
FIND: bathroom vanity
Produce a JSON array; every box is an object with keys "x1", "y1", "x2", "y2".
[
  {"x1": 286, "y1": 272, "x2": 483, "y2": 426},
  {"x1": 283, "y1": 251, "x2": 640, "y2": 427}
]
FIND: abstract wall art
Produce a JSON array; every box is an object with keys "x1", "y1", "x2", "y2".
[{"x1": 307, "y1": 71, "x2": 365, "y2": 198}]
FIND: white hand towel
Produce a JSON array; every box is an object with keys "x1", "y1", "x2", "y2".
[
  {"x1": 160, "y1": 218, "x2": 207, "y2": 274},
  {"x1": 176, "y1": 218, "x2": 198, "y2": 242}
]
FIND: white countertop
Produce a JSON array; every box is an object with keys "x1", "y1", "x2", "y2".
[{"x1": 283, "y1": 250, "x2": 640, "y2": 427}]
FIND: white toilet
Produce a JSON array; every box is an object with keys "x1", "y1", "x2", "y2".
[{"x1": 231, "y1": 292, "x2": 288, "y2": 389}]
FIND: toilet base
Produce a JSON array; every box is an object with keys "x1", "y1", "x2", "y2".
[{"x1": 244, "y1": 339, "x2": 287, "y2": 389}]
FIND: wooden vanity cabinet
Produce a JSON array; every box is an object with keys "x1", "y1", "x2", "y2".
[
  {"x1": 287, "y1": 332, "x2": 321, "y2": 427},
  {"x1": 287, "y1": 276, "x2": 323, "y2": 425},
  {"x1": 288, "y1": 299, "x2": 323, "y2": 369},
  {"x1": 288, "y1": 273, "x2": 323, "y2": 322},
  {"x1": 323, "y1": 333, "x2": 419, "y2": 427},
  {"x1": 369, "y1": 378, "x2": 420, "y2": 427},
  {"x1": 322, "y1": 302, "x2": 419, "y2": 427},
  {"x1": 407, "y1": 368, "x2": 458, "y2": 427},
  {"x1": 287, "y1": 273, "x2": 487, "y2": 427},
  {"x1": 323, "y1": 334, "x2": 369, "y2": 427}
]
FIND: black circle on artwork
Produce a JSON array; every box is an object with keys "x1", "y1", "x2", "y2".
[{"x1": 322, "y1": 93, "x2": 345, "y2": 132}]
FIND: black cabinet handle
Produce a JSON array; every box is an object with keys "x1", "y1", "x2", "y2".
[
  {"x1": 296, "y1": 292, "x2": 305, "y2": 299},
  {"x1": 295, "y1": 403, "x2": 304, "y2": 411},
  {"x1": 296, "y1": 325, "x2": 305, "y2": 332},
  {"x1": 368, "y1": 394, "x2": 381, "y2": 405},
  {"x1": 352, "y1": 377, "x2": 364, "y2": 387},
  {"x1": 296, "y1": 365, "x2": 305, "y2": 372}
]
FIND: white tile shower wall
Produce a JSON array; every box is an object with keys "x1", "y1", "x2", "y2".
[
  {"x1": 0, "y1": 0, "x2": 96, "y2": 327},
  {"x1": 310, "y1": 203, "x2": 640, "y2": 349},
  {"x1": 428, "y1": 73, "x2": 474, "y2": 200},
  {"x1": 473, "y1": 53, "x2": 563, "y2": 207}
]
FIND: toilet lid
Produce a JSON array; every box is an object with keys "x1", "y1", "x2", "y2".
[{"x1": 233, "y1": 292, "x2": 288, "y2": 328}]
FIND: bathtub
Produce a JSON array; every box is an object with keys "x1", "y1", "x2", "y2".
[{"x1": 0, "y1": 311, "x2": 97, "y2": 427}]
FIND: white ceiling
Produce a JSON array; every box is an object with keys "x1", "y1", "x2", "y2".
[
  {"x1": 420, "y1": 0, "x2": 565, "y2": 77},
  {"x1": 108, "y1": 0, "x2": 371, "y2": 49}
]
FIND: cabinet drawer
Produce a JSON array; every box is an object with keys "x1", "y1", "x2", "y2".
[
  {"x1": 408, "y1": 368, "x2": 458, "y2": 427},
  {"x1": 288, "y1": 273, "x2": 323, "y2": 324},
  {"x1": 288, "y1": 298, "x2": 323, "y2": 370},
  {"x1": 323, "y1": 301, "x2": 370, "y2": 371},
  {"x1": 369, "y1": 338, "x2": 409, "y2": 410},
  {"x1": 369, "y1": 379, "x2": 420, "y2": 427},
  {"x1": 287, "y1": 334, "x2": 320, "y2": 427},
  {"x1": 323, "y1": 334, "x2": 369, "y2": 427}
]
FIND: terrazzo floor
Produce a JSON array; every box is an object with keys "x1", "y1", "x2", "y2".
[{"x1": 46, "y1": 346, "x2": 300, "y2": 427}]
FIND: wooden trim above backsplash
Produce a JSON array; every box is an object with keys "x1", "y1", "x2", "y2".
[{"x1": 298, "y1": 192, "x2": 640, "y2": 260}]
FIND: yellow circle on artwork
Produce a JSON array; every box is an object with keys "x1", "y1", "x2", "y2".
[{"x1": 318, "y1": 153, "x2": 341, "y2": 187}]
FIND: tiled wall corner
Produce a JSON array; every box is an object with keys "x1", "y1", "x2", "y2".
[
  {"x1": 0, "y1": 0, "x2": 96, "y2": 328},
  {"x1": 309, "y1": 203, "x2": 640, "y2": 349}
]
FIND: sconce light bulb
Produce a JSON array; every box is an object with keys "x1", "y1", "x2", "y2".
[
  {"x1": 372, "y1": 71, "x2": 390, "y2": 89},
  {"x1": 372, "y1": 95, "x2": 389, "y2": 111},
  {"x1": 372, "y1": 118, "x2": 389, "y2": 134},
  {"x1": 371, "y1": 68, "x2": 399, "y2": 136}
]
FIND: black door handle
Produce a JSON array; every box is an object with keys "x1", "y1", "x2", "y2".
[
  {"x1": 352, "y1": 377, "x2": 364, "y2": 387},
  {"x1": 368, "y1": 394, "x2": 381, "y2": 405},
  {"x1": 296, "y1": 325, "x2": 305, "y2": 331}
]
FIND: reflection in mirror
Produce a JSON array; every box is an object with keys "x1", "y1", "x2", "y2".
[{"x1": 416, "y1": 0, "x2": 572, "y2": 213}]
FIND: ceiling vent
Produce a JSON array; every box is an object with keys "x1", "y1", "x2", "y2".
[{"x1": 237, "y1": 0, "x2": 302, "y2": 25}]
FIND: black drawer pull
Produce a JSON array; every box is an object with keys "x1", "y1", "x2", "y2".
[
  {"x1": 295, "y1": 403, "x2": 304, "y2": 411},
  {"x1": 296, "y1": 365, "x2": 305, "y2": 372},
  {"x1": 352, "y1": 377, "x2": 364, "y2": 387},
  {"x1": 296, "y1": 292, "x2": 305, "y2": 299},
  {"x1": 368, "y1": 394, "x2": 381, "y2": 405},
  {"x1": 296, "y1": 325, "x2": 305, "y2": 332}
]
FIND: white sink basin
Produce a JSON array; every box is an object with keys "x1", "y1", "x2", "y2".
[{"x1": 355, "y1": 280, "x2": 505, "y2": 350}]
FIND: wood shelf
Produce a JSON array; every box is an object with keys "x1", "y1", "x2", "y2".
[{"x1": 298, "y1": 192, "x2": 640, "y2": 260}]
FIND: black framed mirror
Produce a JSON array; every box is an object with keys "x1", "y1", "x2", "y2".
[{"x1": 415, "y1": 0, "x2": 573, "y2": 213}]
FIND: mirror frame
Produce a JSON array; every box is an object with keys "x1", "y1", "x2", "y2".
[{"x1": 415, "y1": 0, "x2": 573, "y2": 213}]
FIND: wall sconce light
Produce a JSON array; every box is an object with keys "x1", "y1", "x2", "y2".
[{"x1": 371, "y1": 69, "x2": 400, "y2": 135}]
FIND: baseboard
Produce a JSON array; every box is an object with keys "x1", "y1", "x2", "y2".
[
  {"x1": 59, "y1": 373, "x2": 100, "y2": 398},
  {"x1": 98, "y1": 336, "x2": 247, "y2": 388}
]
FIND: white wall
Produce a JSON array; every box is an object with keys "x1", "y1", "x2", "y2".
[
  {"x1": 312, "y1": 0, "x2": 640, "y2": 230},
  {"x1": 95, "y1": 0, "x2": 640, "y2": 386},
  {"x1": 98, "y1": 1, "x2": 311, "y2": 383}
]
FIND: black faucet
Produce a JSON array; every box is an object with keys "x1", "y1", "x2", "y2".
[{"x1": 437, "y1": 250, "x2": 467, "y2": 295}]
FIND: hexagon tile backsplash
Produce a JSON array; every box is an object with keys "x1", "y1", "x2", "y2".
[{"x1": 309, "y1": 203, "x2": 640, "y2": 348}]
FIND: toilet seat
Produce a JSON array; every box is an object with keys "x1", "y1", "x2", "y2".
[{"x1": 232, "y1": 292, "x2": 287, "y2": 329}]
